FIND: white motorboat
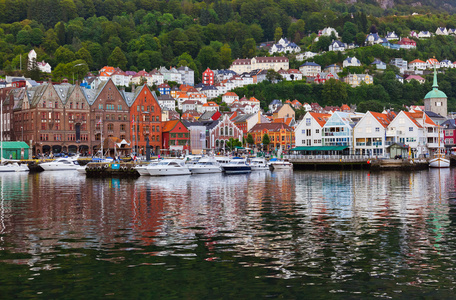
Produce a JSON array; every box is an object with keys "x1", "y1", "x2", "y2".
[
  {"x1": 135, "y1": 160, "x2": 159, "y2": 176},
  {"x1": 40, "y1": 157, "x2": 80, "y2": 171},
  {"x1": 269, "y1": 158, "x2": 293, "y2": 170},
  {"x1": 222, "y1": 157, "x2": 251, "y2": 174},
  {"x1": 0, "y1": 162, "x2": 29, "y2": 172},
  {"x1": 214, "y1": 156, "x2": 231, "y2": 168},
  {"x1": 249, "y1": 157, "x2": 270, "y2": 171},
  {"x1": 188, "y1": 157, "x2": 222, "y2": 174},
  {"x1": 147, "y1": 159, "x2": 191, "y2": 176}
]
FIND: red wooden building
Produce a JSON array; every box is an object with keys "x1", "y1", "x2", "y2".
[{"x1": 162, "y1": 120, "x2": 190, "y2": 155}]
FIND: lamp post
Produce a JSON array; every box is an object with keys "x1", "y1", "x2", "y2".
[{"x1": 21, "y1": 126, "x2": 23, "y2": 141}]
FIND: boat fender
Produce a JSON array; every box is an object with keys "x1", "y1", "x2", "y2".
[
  {"x1": 97, "y1": 166, "x2": 102, "y2": 170},
  {"x1": 104, "y1": 164, "x2": 109, "y2": 168},
  {"x1": 121, "y1": 166, "x2": 127, "y2": 170}
]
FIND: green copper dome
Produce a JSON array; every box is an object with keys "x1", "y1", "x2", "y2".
[{"x1": 424, "y1": 65, "x2": 447, "y2": 99}]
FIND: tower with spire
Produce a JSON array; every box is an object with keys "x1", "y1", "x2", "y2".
[{"x1": 424, "y1": 64, "x2": 447, "y2": 117}]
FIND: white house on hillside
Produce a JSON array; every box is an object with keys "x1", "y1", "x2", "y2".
[{"x1": 343, "y1": 57, "x2": 361, "y2": 68}]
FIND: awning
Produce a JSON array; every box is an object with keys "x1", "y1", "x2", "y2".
[{"x1": 290, "y1": 146, "x2": 349, "y2": 151}]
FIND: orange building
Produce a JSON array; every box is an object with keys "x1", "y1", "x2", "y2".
[{"x1": 248, "y1": 123, "x2": 295, "y2": 152}]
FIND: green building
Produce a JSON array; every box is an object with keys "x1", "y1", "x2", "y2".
[{"x1": 1, "y1": 142, "x2": 30, "y2": 160}]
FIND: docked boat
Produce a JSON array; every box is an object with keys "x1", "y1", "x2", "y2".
[
  {"x1": 429, "y1": 125, "x2": 450, "y2": 168},
  {"x1": 214, "y1": 156, "x2": 231, "y2": 168},
  {"x1": 135, "y1": 159, "x2": 159, "y2": 176},
  {"x1": 40, "y1": 157, "x2": 80, "y2": 171},
  {"x1": 249, "y1": 157, "x2": 270, "y2": 171},
  {"x1": 269, "y1": 158, "x2": 293, "y2": 170},
  {"x1": 76, "y1": 165, "x2": 87, "y2": 174},
  {"x1": 222, "y1": 157, "x2": 251, "y2": 174},
  {"x1": 0, "y1": 161, "x2": 29, "y2": 172},
  {"x1": 147, "y1": 159, "x2": 191, "y2": 176},
  {"x1": 188, "y1": 157, "x2": 222, "y2": 174},
  {"x1": 429, "y1": 157, "x2": 450, "y2": 168}
]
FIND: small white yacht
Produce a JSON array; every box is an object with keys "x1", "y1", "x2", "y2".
[
  {"x1": 188, "y1": 157, "x2": 222, "y2": 174},
  {"x1": 147, "y1": 159, "x2": 191, "y2": 176},
  {"x1": 269, "y1": 158, "x2": 293, "y2": 170},
  {"x1": 222, "y1": 157, "x2": 251, "y2": 174},
  {"x1": 135, "y1": 159, "x2": 159, "y2": 176},
  {"x1": 0, "y1": 161, "x2": 29, "y2": 172},
  {"x1": 214, "y1": 156, "x2": 231, "y2": 168},
  {"x1": 249, "y1": 157, "x2": 270, "y2": 171},
  {"x1": 40, "y1": 157, "x2": 80, "y2": 171}
]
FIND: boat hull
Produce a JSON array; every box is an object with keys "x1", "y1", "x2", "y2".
[
  {"x1": 429, "y1": 158, "x2": 450, "y2": 168},
  {"x1": 148, "y1": 167, "x2": 191, "y2": 176},
  {"x1": 222, "y1": 166, "x2": 252, "y2": 174},
  {"x1": 189, "y1": 166, "x2": 222, "y2": 174},
  {"x1": 270, "y1": 163, "x2": 293, "y2": 170},
  {"x1": 0, "y1": 164, "x2": 29, "y2": 172},
  {"x1": 40, "y1": 164, "x2": 78, "y2": 171}
]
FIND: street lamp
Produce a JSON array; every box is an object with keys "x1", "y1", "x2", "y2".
[{"x1": 21, "y1": 126, "x2": 23, "y2": 141}]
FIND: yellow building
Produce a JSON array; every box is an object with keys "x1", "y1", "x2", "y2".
[{"x1": 247, "y1": 123, "x2": 295, "y2": 152}]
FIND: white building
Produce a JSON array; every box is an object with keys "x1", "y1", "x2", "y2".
[
  {"x1": 343, "y1": 57, "x2": 361, "y2": 68},
  {"x1": 353, "y1": 111, "x2": 391, "y2": 156},
  {"x1": 299, "y1": 62, "x2": 321, "y2": 77},
  {"x1": 157, "y1": 94, "x2": 176, "y2": 111},
  {"x1": 295, "y1": 112, "x2": 331, "y2": 147},
  {"x1": 222, "y1": 92, "x2": 239, "y2": 105}
]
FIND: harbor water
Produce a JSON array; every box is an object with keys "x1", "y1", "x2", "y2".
[{"x1": 0, "y1": 169, "x2": 455, "y2": 298}]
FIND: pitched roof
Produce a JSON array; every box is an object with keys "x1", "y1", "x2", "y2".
[
  {"x1": 369, "y1": 111, "x2": 391, "y2": 128},
  {"x1": 308, "y1": 112, "x2": 331, "y2": 127},
  {"x1": 162, "y1": 120, "x2": 180, "y2": 132},
  {"x1": 403, "y1": 112, "x2": 423, "y2": 128},
  {"x1": 249, "y1": 122, "x2": 292, "y2": 132}
]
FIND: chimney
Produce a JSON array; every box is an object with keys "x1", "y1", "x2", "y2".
[{"x1": 132, "y1": 84, "x2": 135, "y2": 93}]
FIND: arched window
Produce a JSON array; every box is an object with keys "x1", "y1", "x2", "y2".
[
  {"x1": 225, "y1": 126, "x2": 228, "y2": 136},
  {"x1": 156, "y1": 126, "x2": 159, "y2": 132},
  {"x1": 220, "y1": 127, "x2": 224, "y2": 135},
  {"x1": 229, "y1": 128, "x2": 233, "y2": 136},
  {"x1": 107, "y1": 123, "x2": 114, "y2": 131}
]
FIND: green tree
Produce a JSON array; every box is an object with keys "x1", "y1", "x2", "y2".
[
  {"x1": 274, "y1": 27, "x2": 283, "y2": 42},
  {"x1": 241, "y1": 38, "x2": 256, "y2": 58},
  {"x1": 262, "y1": 134, "x2": 270, "y2": 151},
  {"x1": 220, "y1": 43, "x2": 232, "y2": 69},
  {"x1": 322, "y1": 78, "x2": 347, "y2": 106},
  {"x1": 357, "y1": 100, "x2": 384, "y2": 113},
  {"x1": 342, "y1": 22, "x2": 358, "y2": 44},
  {"x1": 76, "y1": 47, "x2": 93, "y2": 68},
  {"x1": 55, "y1": 46, "x2": 75, "y2": 64},
  {"x1": 246, "y1": 133, "x2": 254, "y2": 147},
  {"x1": 108, "y1": 46, "x2": 127, "y2": 70}
]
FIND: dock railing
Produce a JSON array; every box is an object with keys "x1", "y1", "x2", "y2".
[{"x1": 283, "y1": 154, "x2": 372, "y2": 162}]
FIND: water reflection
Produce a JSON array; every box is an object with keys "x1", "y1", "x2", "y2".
[{"x1": 0, "y1": 169, "x2": 455, "y2": 297}]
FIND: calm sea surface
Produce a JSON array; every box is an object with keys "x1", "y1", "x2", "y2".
[{"x1": 0, "y1": 169, "x2": 456, "y2": 299}]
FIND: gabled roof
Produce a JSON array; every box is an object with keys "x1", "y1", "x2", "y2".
[
  {"x1": 162, "y1": 120, "x2": 181, "y2": 132},
  {"x1": 308, "y1": 112, "x2": 331, "y2": 127},
  {"x1": 409, "y1": 59, "x2": 425, "y2": 64},
  {"x1": 369, "y1": 111, "x2": 391, "y2": 128},
  {"x1": 402, "y1": 112, "x2": 423, "y2": 128},
  {"x1": 249, "y1": 122, "x2": 293, "y2": 133}
]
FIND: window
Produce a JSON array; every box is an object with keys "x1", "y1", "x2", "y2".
[
  {"x1": 118, "y1": 115, "x2": 121, "y2": 121},
  {"x1": 409, "y1": 127, "x2": 413, "y2": 132},
  {"x1": 118, "y1": 105, "x2": 122, "y2": 110},
  {"x1": 120, "y1": 124, "x2": 125, "y2": 131},
  {"x1": 375, "y1": 127, "x2": 380, "y2": 132},
  {"x1": 107, "y1": 124, "x2": 114, "y2": 131},
  {"x1": 55, "y1": 101, "x2": 58, "y2": 108},
  {"x1": 156, "y1": 135, "x2": 159, "y2": 142},
  {"x1": 156, "y1": 126, "x2": 159, "y2": 132},
  {"x1": 306, "y1": 129, "x2": 311, "y2": 136},
  {"x1": 316, "y1": 129, "x2": 319, "y2": 134},
  {"x1": 305, "y1": 118, "x2": 311, "y2": 126},
  {"x1": 99, "y1": 104, "x2": 103, "y2": 109}
]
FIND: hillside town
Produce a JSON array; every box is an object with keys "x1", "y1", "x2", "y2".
[{"x1": 1, "y1": 26, "x2": 456, "y2": 159}]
